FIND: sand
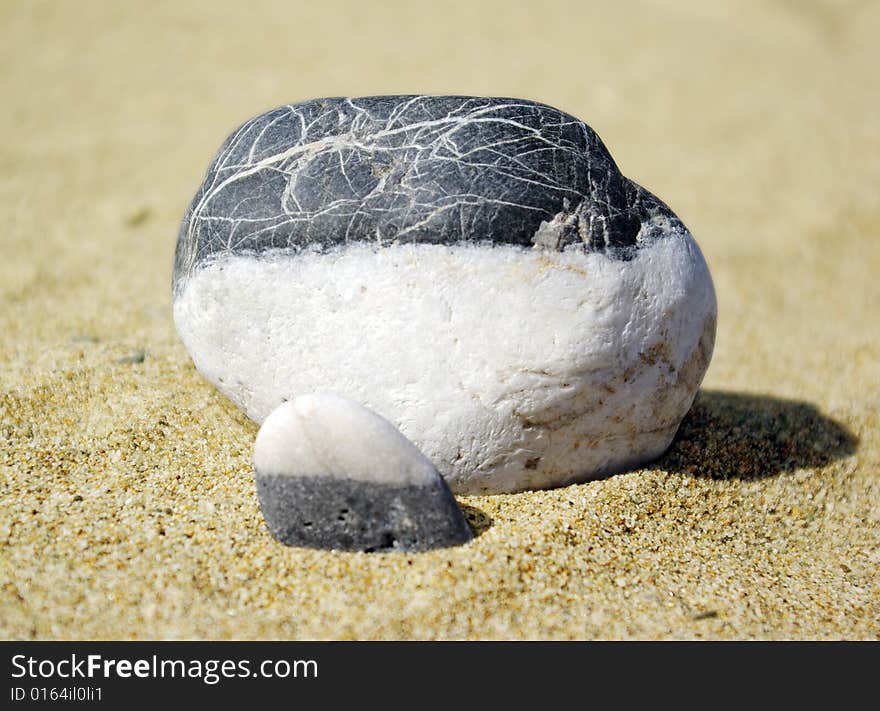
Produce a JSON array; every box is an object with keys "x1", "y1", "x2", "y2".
[{"x1": 1, "y1": 0, "x2": 878, "y2": 640}]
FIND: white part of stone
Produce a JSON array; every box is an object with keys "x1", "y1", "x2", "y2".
[
  {"x1": 175, "y1": 235, "x2": 716, "y2": 493},
  {"x1": 253, "y1": 394, "x2": 440, "y2": 486}
]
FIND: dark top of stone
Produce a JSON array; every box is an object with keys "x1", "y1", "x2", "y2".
[{"x1": 174, "y1": 96, "x2": 687, "y2": 292}]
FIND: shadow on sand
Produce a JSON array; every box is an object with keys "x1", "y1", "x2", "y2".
[
  {"x1": 459, "y1": 503, "x2": 493, "y2": 538},
  {"x1": 659, "y1": 390, "x2": 858, "y2": 480}
]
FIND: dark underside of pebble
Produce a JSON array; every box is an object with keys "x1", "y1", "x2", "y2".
[
  {"x1": 174, "y1": 95, "x2": 685, "y2": 291},
  {"x1": 255, "y1": 473, "x2": 473, "y2": 552}
]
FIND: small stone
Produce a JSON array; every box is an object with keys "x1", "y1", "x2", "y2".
[
  {"x1": 253, "y1": 394, "x2": 473, "y2": 552},
  {"x1": 117, "y1": 350, "x2": 145, "y2": 364},
  {"x1": 125, "y1": 206, "x2": 152, "y2": 228}
]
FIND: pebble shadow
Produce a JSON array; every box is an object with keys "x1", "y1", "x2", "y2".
[
  {"x1": 660, "y1": 389, "x2": 858, "y2": 479},
  {"x1": 458, "y1": 503, "x2": 493, "y2": 538}
]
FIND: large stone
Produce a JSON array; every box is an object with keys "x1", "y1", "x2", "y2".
[
  {"x1": 174, "y1": 95, "x2": 716, "y2": 493},
  {"x1": 253, "y1": 394, "x2": 473, "y2": 551}
]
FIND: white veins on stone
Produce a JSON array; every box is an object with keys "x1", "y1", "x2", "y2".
[{"x1": 174, "y1": 96, "x2": 684, "y2": 293}]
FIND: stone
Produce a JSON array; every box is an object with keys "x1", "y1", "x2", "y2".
[
  {"x1": 253, "y1": 394, "x2": 473, "y2": 551},
  {"x1": 174, "y1": 95, "x2": 716, "y2": 494}
]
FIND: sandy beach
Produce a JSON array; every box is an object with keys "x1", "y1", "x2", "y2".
[{"x1": 1, "y1": 0, "x2": 878, "y2": 639}]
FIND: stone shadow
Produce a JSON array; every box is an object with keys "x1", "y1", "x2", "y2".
[
  {"x1": 458, "y1": 503, "x2": 493, "y2": 538},
  {"x1": 659, "y1": 390, "x2": 858, "y2": 480}
]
